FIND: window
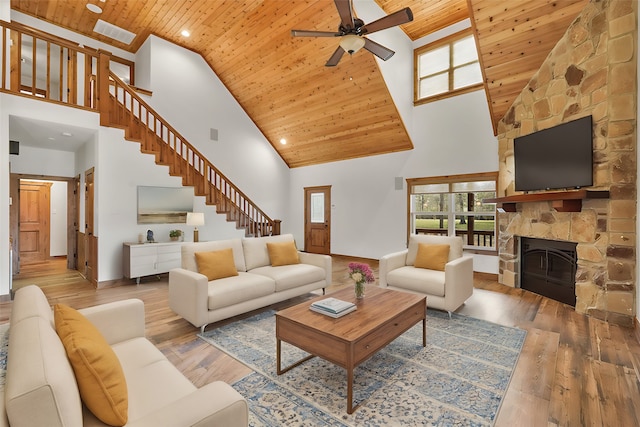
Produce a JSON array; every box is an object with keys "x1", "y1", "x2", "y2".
[
  {"x1": 414, "y1": 29, "x2": 483, "y2": 105},
  {"x1": 407, "y1": 173, "x2": 497, "y2": 251}
]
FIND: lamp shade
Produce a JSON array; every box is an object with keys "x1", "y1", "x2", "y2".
[
  {"x1": 340, "y1": 34, "x2": 365, "y2": 54},
  {"x1": 186, "y1": 212, "x2": 205, "y2": 226}
]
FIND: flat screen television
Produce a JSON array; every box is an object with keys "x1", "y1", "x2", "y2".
[{"x1": 514, "y1": 115, "x2": 593, "y2": 192}]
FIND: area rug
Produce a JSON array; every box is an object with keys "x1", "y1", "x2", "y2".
[
  {"x1": 199, "y1": 309, "x2": 527, "y2": 426},
  {"x1": 0, "y1": 323, "x2": 9, "y2": 391}
]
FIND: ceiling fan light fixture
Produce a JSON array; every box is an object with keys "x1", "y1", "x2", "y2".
[{"x1": 339, "y1": 34, "x2": 365, "y2": 55}]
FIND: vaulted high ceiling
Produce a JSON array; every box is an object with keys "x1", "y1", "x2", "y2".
[{"x1": 11, "y1": 0, "x2": 587, "y2": 168}]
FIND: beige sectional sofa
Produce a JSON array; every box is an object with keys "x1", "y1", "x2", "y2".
[
  {"x1": 3, "y1": 285, "x2": 248, "y2": 427},
  {"x1": 169, "y1": 234, "x2": 332, "y2": 332}
]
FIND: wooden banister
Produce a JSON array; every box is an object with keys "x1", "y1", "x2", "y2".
[{"x1": 100, "y1": 70, "x2": 279, "y2": 236}]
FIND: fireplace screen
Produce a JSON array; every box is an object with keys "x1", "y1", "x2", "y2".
[{"x1": 520, "y1": 237, "x2": 577, "y2": 306}]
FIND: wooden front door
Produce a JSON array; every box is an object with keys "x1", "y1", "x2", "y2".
[
  {"x1": 19, "y1": 181, "x2": 52, "y2": 264},
  {"x1": 304, "y1": 186, "x2": 331, "y2": 254}
]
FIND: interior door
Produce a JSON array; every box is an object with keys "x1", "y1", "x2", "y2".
[
  {"x1": 304, "y1": 186, "x2": 331, "y2": 254},
  {"x1": 84, "y1": 168, "x2": 97, "y2": 286},
  {"x1": 19, "y1": 181, "x2": 52, "y2": 264}
]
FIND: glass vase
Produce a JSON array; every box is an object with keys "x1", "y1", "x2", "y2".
[{"x1": 354, "y1": 282, "x2": 365, "y2": 299}]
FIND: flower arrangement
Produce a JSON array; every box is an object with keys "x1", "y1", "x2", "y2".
[{"x1": 348, "y1": 262, "x2": 375, "y2": 299}]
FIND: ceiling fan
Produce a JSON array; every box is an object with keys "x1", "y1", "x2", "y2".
[{"x1": 291, "y1": 0, "x2": 413, "y2": 67}]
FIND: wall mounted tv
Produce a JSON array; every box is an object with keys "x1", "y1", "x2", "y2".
[{"x1": 514, "y1": 115, "x2": 593, "y2": 192}]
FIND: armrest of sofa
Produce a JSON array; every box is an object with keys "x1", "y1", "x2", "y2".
[
  {"x1": 125, "y1": 381, "x2": 248, "y2": 427},
  {"x1": 444, "y1": 255, "x2": 474, "y2": 301},
  {"x1": 298, "y1": 251, "x2": 332, "y2": 285},
  {"x1": 379, "y1": 250, "x2": 408, "y2": 287},
  {"x1": 168, "y1": 268, "x2": 210, "y2": 329},
  {"x1": 79, "y1": 299, "x2": 145, "y2": 345}
]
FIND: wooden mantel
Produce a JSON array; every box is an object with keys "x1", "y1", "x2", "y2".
[{"x1": 484, "y1": 190, "x2": 610, "y2": 213}]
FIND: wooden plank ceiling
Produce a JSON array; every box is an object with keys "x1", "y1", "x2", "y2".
[{"x1": 11, "y1": 0, "x2": 586, "y2": 167}]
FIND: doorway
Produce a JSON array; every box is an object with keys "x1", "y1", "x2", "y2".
[
  {"x1": 10, "y1": 173, "x2": 79, "y2": 275},
  {"x1": 304, "y1": 186, "x2": 331, "y2": 254}
]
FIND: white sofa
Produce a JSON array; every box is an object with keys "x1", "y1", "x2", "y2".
[
  {"x1": 169, "y1": 234, "x2": 332, "y2": 332},
  {"x1": 379, "y1": 234, "x2": 474, "y2": 315},
  {"x1": 3, "y1": 285, "x2": 248, "y2": 427}
]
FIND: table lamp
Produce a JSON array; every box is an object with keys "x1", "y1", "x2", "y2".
[{"x1": 186, "y1": 212, "x2": 205, "y2": 242}]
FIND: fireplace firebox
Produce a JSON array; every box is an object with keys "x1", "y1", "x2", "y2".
[{"x1": 520, "y1": 237, "x2": 577, "y2": 306}]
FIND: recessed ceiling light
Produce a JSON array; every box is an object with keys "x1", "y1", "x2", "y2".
[
  {"x1": 280, "y1": 138, "x2": 287, "y2": 145},
  {"x1": 86, "y1": 4, "x2": 103, "y2": 13},
  {"x1": 62, "y1": 132, "x2": 73, "y2": 137},
  {"x1": 181, "y1": 30, "x2": 190, "y2": 37},
  {"x1": 48, "y1": 137, "x2": 55, "y2": 141}
]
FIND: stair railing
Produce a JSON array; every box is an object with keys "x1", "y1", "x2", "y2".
[{"x1": 98, "y1": 52, "x2": 279, "y2": 236}]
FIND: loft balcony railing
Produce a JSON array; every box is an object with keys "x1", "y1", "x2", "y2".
[
  {"x1": 1, "y1": 20, "x2": 280, "y2": 236},
  {"x1": 0, "y1": 20, "x2": 100, "y2": 110}
]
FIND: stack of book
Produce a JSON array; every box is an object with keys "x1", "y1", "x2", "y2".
[{"x1": 310, "y1": 297, "x2": 357, "y2": 318}]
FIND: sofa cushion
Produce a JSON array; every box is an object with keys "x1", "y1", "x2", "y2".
[
  {"x1": 208, "y1": 272, "x2": 276, "y2": 310},
  {"x1": 266, "y1": 241, "x2": 300, "y2": 266},
  {"x1": 415, "y1": 244, "x2": 450, "y2": 271},
  {"x1": 5, "y1": 316, "x2": 83, "y2": 427},
  {"x1": 249, "y1": 264, "x2": 326, "y2": 292},
  {"x1": 195, "y1": 248, "x2": 239, "y2": 280},
  {"x1": 182, "y1": 239, "x2": 246, "y2": 272},
  {"x1": 109, "y1": 338, "x2": 196, "y2": 422},
  {"x1": 242, "y1": 234, "x2": 296, "y2": 271},
  {"x1": 407, "y1": 235, "x2": 463, "y2": 266},
  {"x1": 54, "y1": 304, "x2": 129, "y2": 426},
  {"x1": 386, "y1": 266, "x2": 446, "y2": 297}
]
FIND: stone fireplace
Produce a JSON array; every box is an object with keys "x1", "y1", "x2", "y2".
[{"x1": 494, "y1": 1, "x2": 636, "y2": 327}]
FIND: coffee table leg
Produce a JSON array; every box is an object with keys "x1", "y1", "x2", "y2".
[
  {"x1": 347, "y1": 366, "x2": 354, "y2": 414},
  {"x1": 276, "y1": 338, "x2": 282, "y2": 374}
]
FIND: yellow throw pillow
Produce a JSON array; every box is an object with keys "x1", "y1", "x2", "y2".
[
  {"x1": 267, "y1": 241, "x2": 300, "y2": 266},
  {"x1": 54, "y1": 304, "x2": 128, "y2": 426},
  {"x1": 414, "y1": 243, "x2": 450, "y2": 271},
  {"x1": 195, "y1": 248, "x2": 239, "y2": 280}
]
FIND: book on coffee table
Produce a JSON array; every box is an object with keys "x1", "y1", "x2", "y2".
[
  {"x1": 310, "y1": 304, "x2": 357, "y2": 318},
  {"x1": 311, "y1": 297, "x2": 355, "y2": 314}
]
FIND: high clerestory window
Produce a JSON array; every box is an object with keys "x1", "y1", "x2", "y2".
[
  {"x1": 414, "y1": 28, "x2": 483, "y2": 105},
  {"x1": 407, "y1": 172, "x2": 497, "y2": 251}
]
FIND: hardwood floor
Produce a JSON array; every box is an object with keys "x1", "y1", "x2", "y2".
[{"x1": 4, "y1": 256, "x2": 640, "y2": 426}]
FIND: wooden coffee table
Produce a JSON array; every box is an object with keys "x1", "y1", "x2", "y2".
[{"x1": 275, "y1": 286, "x2": 426, "y2": 414}]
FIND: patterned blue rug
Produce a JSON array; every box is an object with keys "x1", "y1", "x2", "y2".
[
  {"x1": 199, "y1": 309, "x2": 526, "y2": 426},
  {"x1": 0, "y1": 323, "x2": 9, "y2": 391}
]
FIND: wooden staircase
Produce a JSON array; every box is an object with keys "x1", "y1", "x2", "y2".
[
  {"x1": 0, "y1": 21, "x2": 279, "y2": 237},
  {"x1": 98, "y1": 64, "x2": 280, "y2": 237}
]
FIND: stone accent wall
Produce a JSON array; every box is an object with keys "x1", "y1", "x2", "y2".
[{"x1": 495, "y1": 0, "x2": 637, "y2": 327}]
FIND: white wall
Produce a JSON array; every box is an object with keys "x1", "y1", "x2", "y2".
[
  {"x1": 49, "y1": 181, "x2": 67, "y2": 256},
  {"x1": 135, "y1": 36, "x2": 291, "y2": 225}
]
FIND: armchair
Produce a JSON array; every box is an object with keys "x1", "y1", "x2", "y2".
[{"x1": 379, "y1": 235, "x2": 474, "y2": 316}]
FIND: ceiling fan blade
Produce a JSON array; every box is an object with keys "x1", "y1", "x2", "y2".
[
  {"x1": 361, "y1": 7, "x2": 413, "y2": 35},
  {"x1": 334, "y1": 0, "x2": 354, "y2": 29},
  {"x1": 363, "y1": 38, "x2": 395, "y2": 61},
  {"x1": 291, "y1": 30, "x2": 341, "y2": 37},
  {"x1": 325, "y1": 46, "x2": 346, "y2": 67}
]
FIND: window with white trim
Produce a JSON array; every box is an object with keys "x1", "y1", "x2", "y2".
[
  {"x1": 408, "y1": 173, "x2": 497, "y2": 250},
  {"x1": 414, "y1": 28, "x2": 483, "y2": 104}
]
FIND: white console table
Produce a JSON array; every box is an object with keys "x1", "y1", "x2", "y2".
[{"x1": 123, "y1": 241, "x2": 183, "y2": 284}]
